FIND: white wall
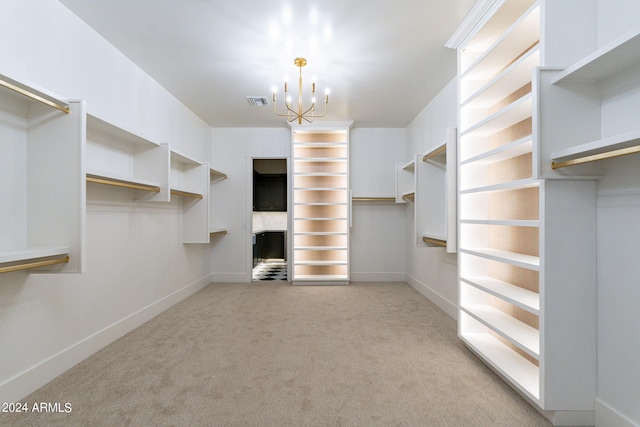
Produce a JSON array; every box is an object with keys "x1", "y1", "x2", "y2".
[
  {"x1": 350, "y1": 128, "x2": 407, "y2": 281},
  {"x1": 594, "y1": 1, "x2": 640, "y2": 426},
  {"x1": 405, "y1": 78, "x2": 458, "y2": 318},
  {"x1": 210, "y1": 127, "x2": 407, "y2": 283},
  {"x1": 0, "y1": 0, "x2": 213, "y2": 402}
]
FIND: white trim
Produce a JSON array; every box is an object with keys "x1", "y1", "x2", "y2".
[
  {"x1": 595, "y1": 399, "x2": 638, "y2": 427},
  {"x1": 0, "y1": 274, "x2": 212, "y2": 403},
  {"x1": 445, "y1": 0, "x2": 504, "y2": 49},
  {"x1": 405, "y1": 273, "x2": 457, "y2": 319}
]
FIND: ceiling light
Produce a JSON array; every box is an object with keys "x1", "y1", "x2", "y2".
[{"x1": 272, "y1": 57, "x2": 329, "y2": 125}]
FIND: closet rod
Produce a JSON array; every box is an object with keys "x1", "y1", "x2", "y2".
[
  {"x1": 422, "y1": 145, "x2": 446, "y2": 162},
  {"x1": 422, "y1": 236, "x2": 447, "y2": 247},
  {"x1": 352, "y1": 197, "x2": 395, "y2": 202},
  {"x1": 0, "y1": 78, "x2": 70, "y2": 114},
  {"x1": 551, "y1": 145, "x2": 640, "y2": 169},
  {"x1": 86, "y1": 175, "x2": 161, "y2": 192},
  {"x1": 170, "y1": 189, "x2": 204, "y2": 199},
  {"x1": 0, "y1": 256, "x2": 69, "y2": 274}
]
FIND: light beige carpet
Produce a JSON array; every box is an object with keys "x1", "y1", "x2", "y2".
[{"x1": 5, "y1": 282, "x2": 551, "y2": 426}]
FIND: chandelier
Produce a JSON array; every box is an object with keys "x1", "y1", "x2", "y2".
[{"x1": 272, "y1": 57, "x2": 329, "y2": 124}]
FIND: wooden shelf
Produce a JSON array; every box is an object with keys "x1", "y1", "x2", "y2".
[
  {"x1": 460, "y1": 219, "x2": 539, "y2": 227},
  {"x1": 552, "y1": 26, "x2": 640, "y2": 84},
  {"x1": 460, "y1": 247, "x2": 540, "y2": 271},
  {"x1": 460, "y1": 178, "x2": 538, "y2": 195},
  {"x1": 460, "y1": 93, "x2": 533, "y2": 137},
  {"x1": 293, "y1": 260, "x2": 347, "y2": 266},
  {"x1": 550, "y1": 128, "x2": 640, "y2": 169},
  {"x1": 462, "y1": 45, "x2": 540, "y2": 107},
  {"x1": 86, "y1": 172, "x2": 161, "y2": 193},
  {"x1": 461, "y1": 136, "x2": 532, "y2": 166},
  {"x1": 402, "y1": 192, "x2": 415, "y2": 202},
  {"x1": 0, "y1": 74, "x2": 69, "y2": 114},
  {"x1": 422, "y1": 144, "x2": 446, "y2": 164},
  {"x1": 352, "y1": 196, "x2": 396, "y2": 202},
  {"x1": 461, "y1": 332, "x2": 539, "y2": 401},
  {"x1": 210, "y1": 168, "x2": 227, "y2": 180},
  {"x1": 461, "y1": 4, "x2": 540, "y2": 80},
  {"x1": 0, "y1": 248, "x2": 70, "y2": 274},
  {"x1": 462, "y1": 305, "x2": 539, "y2": 358},
  {"x1": 422, "y1": 235, "x2": 446, "y2": 247},
  {"x1": 461, "y1": 276, "x2": 539, "y2": 314},
  {"x1": 170, "y1": 188, "x2": 203, "y2": 200}
]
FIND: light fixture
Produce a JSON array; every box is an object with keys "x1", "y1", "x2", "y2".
[{"x1": 272, "y1": 57, "x2": 329, "y2": 124}]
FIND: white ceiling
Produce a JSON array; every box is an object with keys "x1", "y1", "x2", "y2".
[{"x1": 59, "y1": 0, "x2": 475, "y2": 128}]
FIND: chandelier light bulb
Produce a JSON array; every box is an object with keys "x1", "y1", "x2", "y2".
[{"x1": 272, "y1": 57, "x2": 329, "y2": 124}]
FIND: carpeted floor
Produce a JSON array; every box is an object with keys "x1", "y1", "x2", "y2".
[{"x1": 4, "y1": 282, "x2": 552, "y2": 426}]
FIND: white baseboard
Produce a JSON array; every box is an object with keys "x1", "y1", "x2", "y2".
[
  {"x1": 350, "y1": 272, "x2": 405, "y2": 282},
  {"x1": 0, "y1": 274, "x2": 212, "y2": 403},
  {"x1": 405, "y1": 273, "x2": 457, "y2": 319},
  {"x1": 595, "y1": 399, "x2": 638, "y2": 427},
  {"x1": 211, "y1": 273, "x2": 250, "y2": 283}
]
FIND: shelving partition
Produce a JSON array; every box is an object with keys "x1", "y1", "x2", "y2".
[
  {"x1": 85, "y1": 114, "x2": 170, "y2": 201},
  {"x1": 0, "y1": 73, "x2": 85, "y2": 274},
  {"x1": 170, "y1": 150, "x2": 210, "y2": 243},
  {"x1": 455, "y1": 1, "x2": 596, "y2": 423},
  {"x1": 209, "y1": 167, "x2": 228, "y2": 238},
  {"x1": 416, "y1": 127, "x2": 457, "y2": 252},
  {"x1": 291, "y1": 127, "x2": 351, "y2": 285}
]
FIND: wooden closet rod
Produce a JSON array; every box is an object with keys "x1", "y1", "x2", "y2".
[
  {"x1": 0, "y1": 78, "x2": 70, "y2": 114},
  {"x1": 171, "y1": 189, "x2": 204, "y2": 199},
  {"x1": 552, "y1": 145, "x2": 640, "y2": 169},
  {"x1": 86, "y1": 175, "x2": 161, "y2": 192},
  {"x1": 422, "y1": 145, "x2": 446, "y2": 162},
  {"x1": 422, "y1": 236, "x2": 446, "y2": 247},
  {"x1": 0, "y1": 256, "x2": 69, "y2": 274}
]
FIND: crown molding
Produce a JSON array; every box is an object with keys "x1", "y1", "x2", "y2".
[{"x1": 445, "y1": 0, "x2": 504, "y2": 49}]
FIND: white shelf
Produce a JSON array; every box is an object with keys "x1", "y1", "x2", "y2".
[
  {"x1": 422, "y1": 143, "x2": 446, "y2": 165},
  {"x1": 460, "y1": 93, "x2": 532, "y2": 137},
  {"x1": 294, "y1": 187, "x2": 349, "y2": 191},
  {"x1": 460, "y1": 247, "x2": 540, "y2": 271},
  {"x1": 294, "y1": 202, "x2": 348, "y2": 206},
  {"x1": 461, "y1": 276, "x2": 539, "y2": 314},
  {"x1": 294, "y1": 275, "x2": 348, "y2": 281},
  {"x1": 210, "y1": 168, "x2": 227, "y2": 180},
  {"x1": 293, "y1": 142, "x2": 346, "y2": 148},
  {"x1": 462, "y1": 305, "x2": 539, "y2": 358},
  {"x1": 552, "y1": 26, "x2": 640, "y2": 84},
  {"x1": 209, "y1": 228, "x2": 227, "y2": 236},
  {"x1": 295, "y1": 246, "x2": 347, "y2": 251},
  {"x1": 461, "y1": 136, "x2": 532, "y2": 166},
  {"x1": 294, "y1": 172, "x2": 347, "y2": 177},
  {"x1": 86, "y1": 170, "x2": 161, "y2": 192},
  {"x1": 87, "y1": 114, "x2": 158, "y2": 148},
  {"x1": 293, "y1": 217, "x2": 348, "y2": 221},
  {"x1": 294, "y1": 232, "x2": 347, "y2": 236},
  {"x1": 0, "y1": 247, "x2": 69, "y2": 264},
  {"x1": 461, "y1": 4, "x2": 540, "y2": 80},
  {"x1": 462, "y1": 45, "x2": 540, "y2": 107},
  {"x1": 460, "y1": 178, "x2": 538, "y2": 195},
  {"x1": 293, "y1": 260, "x2": 347, "y2": 266},
  {"x1": 461, "y1": 332, "x2": 539, "y2": 401},
  {"x1": 402, "y1": 160, "x2": 415, "y2": 171},
  {"x1": 460, "y1": 219, "x2": 539, "y2": 227},
  {"x1": 294, "y1": 157, "x2": 347, "y2": 162},
  {"x1": 550, "y1": 128, "x2": 640, "y2": 166}
]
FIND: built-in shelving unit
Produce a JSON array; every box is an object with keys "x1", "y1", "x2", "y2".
[
  {"x1": 291, "y1": 127, "x2": 350, "y2": 285},
  {"x1": 395, "y1": 159, "x2": 415, "y2": 203},
  {"x1": 455, "y1": 2, "x2": 597, "y2": 422},
  {"x1": 547, "y1": 26, "x2": 640, "y2": 170},
  {"x1": 170, "y1": 150, "x2": 209, "y2": 243},
  {"x1": 0, "y1": 73, "x2": 84, "y2": 274},
  {"x1": 85, "y1": 113, "x2": 170, "y2": 201},
  {"x1": 416, "y1": 127, "x2": 457, "y2": 252},
  {"x1": 209, "y1": 166, "x2": 228, "y2": 238}
]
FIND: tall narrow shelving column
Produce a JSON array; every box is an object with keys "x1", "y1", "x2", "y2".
[
  {"x1": 454, "y1": 1, "x2": 596, "y2": 423},
  {"x1": 291, "y1": 127, "x2": 350, "y2": 285}
]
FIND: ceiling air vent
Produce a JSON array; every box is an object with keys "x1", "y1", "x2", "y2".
[{"x1": 246, "y1": 96, "x2": 269, "y2": 107}]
